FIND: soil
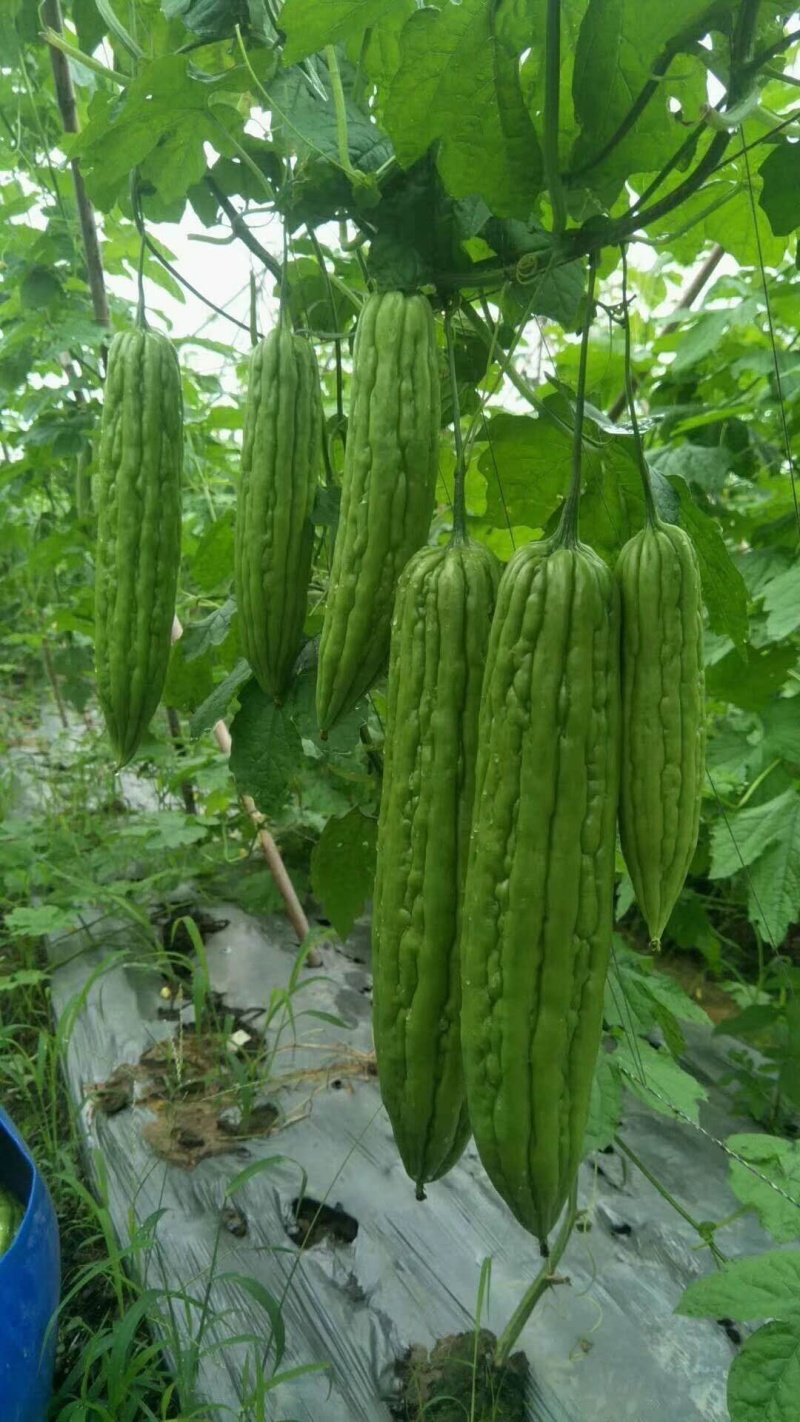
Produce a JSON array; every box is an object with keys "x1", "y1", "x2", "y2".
[{"x1": 390, "y1": 1330, "x2": 528, "y2": 1422}]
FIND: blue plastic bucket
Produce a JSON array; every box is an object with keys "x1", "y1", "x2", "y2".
[{"x1": 0, "y1": 1105, "x2": 60, "y2": 1421}]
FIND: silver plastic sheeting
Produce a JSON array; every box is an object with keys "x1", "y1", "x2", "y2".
[{"x1": 48, "y1": 906, "x2": 769, "y2": 1422}]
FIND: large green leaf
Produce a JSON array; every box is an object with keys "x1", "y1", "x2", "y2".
[
  {"x1": 672, "y1": 479, "x2": 749, "y2": 650},
  {"x1": 229, "y1": 681, "x2": 304, "y2": 815},
  {"x1": 728, "y1": 1324, "x2": 800, "y2": 1422},
  {"x1": 310, "y1": 808, "x2": 377, "y2": 938},
  {"x1": 384, "y1": 0, "x2": 543, "y2": 218},
  {"x1": 571, "y1": 0, "x2": 717, "y2": 193},
  {"x1": 678, "y1": 1252, "x2": 800, "y2": 1322},
  {"x1": 280, "y1": 0, "x2": 403, "y2": 65}
]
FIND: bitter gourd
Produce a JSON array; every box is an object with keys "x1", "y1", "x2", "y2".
[
  {"x1": 461, "y1": 537, "x2": 620, "y2": 1248},
  {"x1": 94, "y1": 328, "x2": 183, "y2": 766},
  {"x1": 235, "y1": 326, "x2": 323, "y2": 701},
  {"x1": 372, "y1": 539, "x2": 499, "y2": 1195},
  {"x1": 616, "y1": 519, "x2": 705, "y2": 944},
  {"x1": 316, "y1": 291, "x2": 441, "y2": 732}
]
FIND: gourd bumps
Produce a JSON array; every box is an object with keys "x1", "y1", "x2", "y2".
[
  {"x1": 235, "y1": 326, "x2": 323, "y2": 701},
  {"x1": 316, "y1": 291, "x2": 441, "y2": 732},
  {"x1": 616, "y1": 520, "x2": 705, "y2": 944},
  {"x1": 372, "y1": 540, "x2": 498, "y2": 1194},
  {"x1": 461, "y1": 539, "x2": 621, "y2": 1247},
  {"x1": 94, "y1": 329, "x2": 183, "y2": 766}
]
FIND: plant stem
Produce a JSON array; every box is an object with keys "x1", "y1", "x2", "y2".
[
  {"x1": 620, "y1": 246, "x2": 657, "y2": 526},
  {"x1": 41, "y1": 637, "x2": 68, "y2": 728},
  {"x1": 553, "y1": 254, "x2": 598, "y2": 549},
  {"x1": 205, "y1": 173, "x2": 283, "y2": 282},
  {"x1": 544, "y1": 0, "x2": 567, "y2": 233},
  {"x1": 42, "y1": 0, "x2": 110, "y2": 331},
  {"x1": 446, "y1": 313, "x2": 468, "y2": 541},
  {"x1": 616, "y1": 1137, "x2": 727, "y2": 1267},
  {"x1": 608, "y1": 243, "x2": 723, "y2": 421},
  {"x1": 566, "y1": 32, "x2": 691, "y2": 186},
  {"x1": 165, "y1": 707, "x2": 198, "y2": 817},
  {"x1": 249, "y1": 271, "x2": 258, "y2": 346},
  {"x1": 494, "y1": 1181, "x2": 579, "y2": 1368}
]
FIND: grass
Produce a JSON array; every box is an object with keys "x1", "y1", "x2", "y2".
[{"x1": 0, "y1": 715, "x2": 334, "y2": 1420}]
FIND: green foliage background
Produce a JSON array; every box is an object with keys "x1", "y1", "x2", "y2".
[{"x1": 3, "y1": 2, "x2": 800, "y2": 1417}]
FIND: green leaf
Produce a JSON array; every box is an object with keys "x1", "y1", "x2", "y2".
[
  {"x1": 384, "y1": 0, "x2": 542, "y2": 219},
  {"x1": 20, "y1": 266, "x2": 62, "y2": 309},
  {"x1": 181, "y1": 599, "x2": 238, "y2": 662},
  {"x1": 709, "y1": 789, "x2": 800, "y2": 879},
  {"x1": 677, "y1": 1252, "x2": 800, "y2": 1323},
  {"x1": 310, "y1": 807, "x2": 377, "y2": 938},
  {"x1": 478, "y1": 399, "x2": 643, "y2": 553},
  {"x1": 190, "y1": 512, "x2": 235, "y2": 592},
  {"x1": 68, "y1": 55, "x2": 226, "y2": 210},
  {"x1": 189, "y1": 659, "x2": 252, "y2": 738},
  {"x1": 504, "y1": 256, "x2": 587, "y2": 329},
  {"x1": 762, "y1": 562, "x2": 800, "y2": 642},
  {"x1": 281, "y1": 0, "x2": 400, "y2": 66},
  {"x1": 115, "y1": 811, "x2": 208, "y2": 849},
  {"x1": 708, "y1": 788, "x2": 800, "y2": 943},
  {"x1": 229, "y1": 681, "x2": 304, "y2": 816},
  {"x1": 672, "y1": 479, "x2": 749, "y2": 649},
  {"x1": 761, "y1": 698, "x2": 800, "y2": 767},
  {"x1": 707, "y1": 644, "x2": 797, "y2": 714},
  {"x1": 650, "y1": 442, "x2": 731, "y2": 495},
  {"x1": 584, "y1": 1053, "x2": 623, "y2": 1154},
  {"x1": 571, "y1": 0, "x2": 713, "y2": 193},
  {"x1": 728, "y1": 1323, "x2": 800, "y2": 1422},
  {"x1": 631, "y1": 963, "x2": 711, "y2": 1027},
  {"x1": 615, "y1": 1037, "x2": 707, "y2": 1123},
  {"x1": 759, "y1": 141, "x2": 800, "y2": 238},
  {"x1": 747, "y1": 835, "x2": 800, "y2": 948},
  {"x1": 478, "y1": 410, "x2": 570, "y2": 531},
  {"x1": 267, "y1": 62, "x2": 391, "y2": 173},
  {"x1": 0, "y1": 968, "x2": 49, "y2": 993},
  {"x1": 284, "y1": 668, "x2": 369, "y2": 765},
  {"x1": 163, "y1": 638, "x2": 216, "y2": 715},
  {"x1": 164, "y1": 0, "x2": 252, "y2": 41},
  {"x1": 4, "y1": 904, "x2": 76, "y2": 937},
  {"x1": 726, "y1": 1134, "x2": 800, "y2": 1245},
  {"x1": 666, "y1": 302, "x2": 759, "y2": 376}
]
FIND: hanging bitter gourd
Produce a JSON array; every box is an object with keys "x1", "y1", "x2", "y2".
[
  {"x1": 372, "y1": 539, "x2": 499, "y2": 1196},
  {"x1": 616, "y1": 518, "x2": 705, "y2": 944},
  {"x1": 316, "y1": 291, "x2": 441, "y2": 733},
  {"x1": 94, "y1": 328, "x2": 183, "y2": 766},
  {"x1": 235, "y1": 326, "x2": 323, "y2": 701},
  {"x1": 460, "y1": 536, "x2": 621, "y2": 1248}
]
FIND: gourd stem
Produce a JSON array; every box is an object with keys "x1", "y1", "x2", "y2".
[
  {"x1": 544, "y1": 0, "x2": 567, "y2": 234},
  {"x1": 446, "y1": 311, "x2": 468, "y2": 542},
  {"x1": 621, "y1": 245, "x2": 657, "y2": 527},
  {"x1": 130, "y1": 171, "x2": 147, "y2": 330},
  {"x1": 554, "y1": 254, "x2": 598, "y2": 549},
  {"x1": 277, "y1": 224, "x2": 289, "y2": 335},
  {"x1": 493, "y1": 1181, "x2": 579, "y2": 1368},
  {"x1": 249, "y1": 271, "x2": 258, "y2": 348}
]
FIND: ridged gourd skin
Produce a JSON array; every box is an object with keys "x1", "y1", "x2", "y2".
[
  {"x1": 461, "y1": 539, "x2": 621, "y2": 1248},
  {"x1": 94, "y1": 328, "x2": 183, "y2": 767},
  {"x1": 316, "y1": 291, "x2": 441, "y2": 732},
  {"x1": 372, "y1": 540, "x2": 500, "y2": 1195},
  {"x1": 235, "y1": 327, "x2": 323, "y2": 701},
  {"x1": 617, "y1": 519, "x2": 705, "y2": 944}
]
